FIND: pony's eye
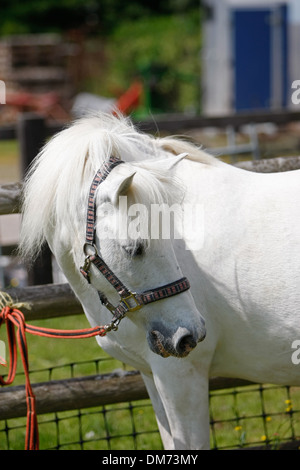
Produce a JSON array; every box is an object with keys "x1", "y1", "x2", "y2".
[
  {"x1": 122, "y1": 242, "x2": 144, "y2": 257},
  {"x1": 133, "y1": 243, "x2": 144, "y2": 256}
]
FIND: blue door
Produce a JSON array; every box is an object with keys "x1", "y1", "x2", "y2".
[{"x1": 233, "y1": 6, "x2": 288, "y2": 111}]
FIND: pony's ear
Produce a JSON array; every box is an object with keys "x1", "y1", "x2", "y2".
[
  {"x1": 110, "y1": 170, "x2": 136, "y2": 206},
  {"x1": 154, "y1": 152, "x2": 188, "y2": 170},
  {"x1": 166, "y1": 152, "x2": 188, "y2": 169}
]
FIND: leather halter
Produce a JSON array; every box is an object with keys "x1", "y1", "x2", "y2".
[{"x1": 80, "y1": 156, "x2": 190, "y2": 332}]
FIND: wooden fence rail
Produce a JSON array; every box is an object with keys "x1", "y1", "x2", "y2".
[
  {"x1": 0, "y1": 182, "x2": 22, "y2": 215},
  {"x1": 0, "y1": 371, "x2": 254, "y2": 421},
  {"x1": 1, "y1": 155, "x2": 300, "y2": 216},
  {"x1": 1, "y1": 109, "x2": 300, "y2": 139},
  {"x1": 2, "y1": 283, "x2": 82, "y2": 321}
]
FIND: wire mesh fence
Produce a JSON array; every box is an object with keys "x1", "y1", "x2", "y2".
[
  {"x1": 0, "y1": 356, "x2": 299, "y2": 450},
  {"x1": 210, "y1": 383, "x2": 300, "y2": 450},
  {"x1": 0, "y1": 357, "x2": 162, "y2": 451},
  {"x1": 1, "y1": 400, "x2": 161, "y2": 451}
]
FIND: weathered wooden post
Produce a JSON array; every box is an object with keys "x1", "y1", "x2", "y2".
[{"x1": 17, "y1": 113, "x2": 53, "y2": 285}]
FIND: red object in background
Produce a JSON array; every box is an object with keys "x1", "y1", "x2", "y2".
[
  {"x1": 114, "y1": 81, "x2": 143, "y2": 114},
  {"x1": 4, "y1": 80, "x2": 143, "y2": 121}
]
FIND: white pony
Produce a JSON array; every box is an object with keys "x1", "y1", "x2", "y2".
[{"x1": 19, "y1": 113, "x2": 300, "y2": 450}]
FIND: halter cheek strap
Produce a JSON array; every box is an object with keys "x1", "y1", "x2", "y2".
[{"x1": 80, "y1": 156, "x2": 190, "y2": 333}]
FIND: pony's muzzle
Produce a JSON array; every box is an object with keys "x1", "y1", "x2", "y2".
[{"x1": 148, "y1": 323, "x2": 206, "y2": 358}]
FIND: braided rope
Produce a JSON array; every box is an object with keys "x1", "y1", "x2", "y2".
[
  {"x1": 0, "y1": 290, "x2": 31, "y2": 312},
  {"x1": 0, "y1": 294, "x2": 116, "y2": 450}
]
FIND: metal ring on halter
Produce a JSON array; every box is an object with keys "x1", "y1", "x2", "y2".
[
  {"x1": 104, "y1": 320, "x2": 120, "y2": 333},
  {"x1": 83, "y1": 242, "x2": 98, "y2": 257}
]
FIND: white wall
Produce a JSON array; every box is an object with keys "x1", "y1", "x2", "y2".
[
  {"x1": 288, "y1": 0, "x2": 300, "y2": 23},
  {"x1": 202, "y1": 0, "x2": 232, "y2": 115},
  {"x1": 202, "y1": 0, "x2": 299, "y2": 114},
  {"x1": 288, "y1": 0, "x2": 300, "y2": 109}
]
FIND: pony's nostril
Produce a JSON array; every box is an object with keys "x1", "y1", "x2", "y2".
[
  {"x1": 176, "y1": 335, "x2": 197, "y2": 355},
  {"x1": 151, "y1": 330, "x2": 160, "y2": 341},
  {"x1": 149, "y1": 327, "x2": 200, "y2": 358},
  {"x1": 150, "y1": 330, "x2": 170, "y2": 357}
]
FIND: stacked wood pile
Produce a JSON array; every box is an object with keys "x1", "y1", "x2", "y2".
[{"x1": 0, "y1": 34, "x2": 76, "y2": 96}]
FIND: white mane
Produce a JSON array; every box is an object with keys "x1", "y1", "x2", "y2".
[{"x1": 19, "y1": 113, "x2": 221, "y2": 261}]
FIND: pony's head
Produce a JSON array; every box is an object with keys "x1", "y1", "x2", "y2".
[
  {"x1": 84, "y1": 158, "x2": 206, "y2": 357},
  {"x1": 19, "y1": 113, "x2": 207, "y2": 358}
]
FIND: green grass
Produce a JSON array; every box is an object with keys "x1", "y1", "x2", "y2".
[{"x1": 210, "y1": 384, "x2": 300, "y2": 450}]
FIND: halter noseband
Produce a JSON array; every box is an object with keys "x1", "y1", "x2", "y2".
[{"x1": 80, "y1": 156, "x2": 190, "y2": 334}]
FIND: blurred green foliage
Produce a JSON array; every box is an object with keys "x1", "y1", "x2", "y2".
[
  {"x1": 0, "y1": 0, "x2": 202, "y2": 35},
  {"x1": 0, "y1": 0, "x2": 202, "y2": 113},
  {"x1": 97, "y1": 12, "x2": 202, "y2": 113}
]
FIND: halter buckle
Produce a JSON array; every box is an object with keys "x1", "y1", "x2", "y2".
[{"x1": 121, "y1": 292, "x2": 142, "y2": 312}]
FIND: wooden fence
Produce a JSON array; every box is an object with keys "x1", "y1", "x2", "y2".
[{"x1": 1, "y1": 112, "x2": 300, "y2": 450}]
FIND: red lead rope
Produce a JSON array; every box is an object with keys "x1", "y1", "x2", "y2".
[{"x1": 0, "y1": 305, "x2": 109, "y2": 450}]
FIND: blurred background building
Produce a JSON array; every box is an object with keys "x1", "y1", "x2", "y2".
[
  {"x1": 1, "y1": 1, "x2": 300, "y2": 119},
  {"x1": 202, "y1": 0, "x2": 300, "y2": 115}
]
